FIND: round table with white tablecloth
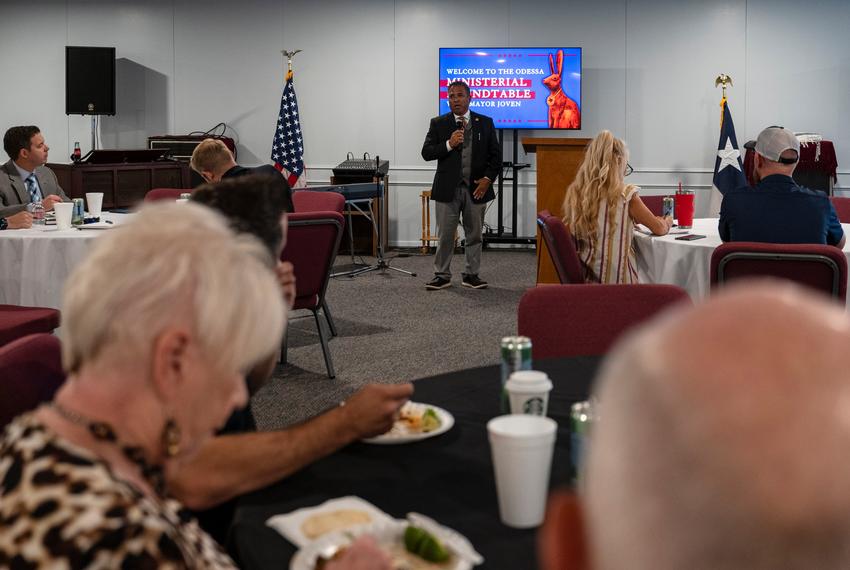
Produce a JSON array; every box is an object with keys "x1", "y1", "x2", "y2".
[
  {"x1": 0, "y1": 213, "x2": 133, "y2": 310},
  {"x1": 633, "y1": 218, "x2": 850, "y2": 300}
]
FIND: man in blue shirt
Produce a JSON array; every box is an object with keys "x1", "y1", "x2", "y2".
[{"x1": 718, "y1": 126, "x2": 845, "y2": 247}]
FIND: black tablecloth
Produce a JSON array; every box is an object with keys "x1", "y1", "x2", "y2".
[{"x1": 228, "y1": 357, "x2": 601, "y2": 570}]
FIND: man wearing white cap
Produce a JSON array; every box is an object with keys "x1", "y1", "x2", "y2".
[{"x1": 718, "y1": 126, "x2": 844, "y2": 247}]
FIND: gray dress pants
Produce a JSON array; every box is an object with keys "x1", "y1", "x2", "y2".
[{"x1": 434, "y1": 184, "x2": 486, "y2": 278}]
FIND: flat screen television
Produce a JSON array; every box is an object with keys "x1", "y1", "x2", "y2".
[{"x1": 438, "y1": 47, "x2": 581, "y2": 130}]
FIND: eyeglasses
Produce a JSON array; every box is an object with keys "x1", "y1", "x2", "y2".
[{"x1": 624, "y1": 163, "x2": 634, "y2": 177}]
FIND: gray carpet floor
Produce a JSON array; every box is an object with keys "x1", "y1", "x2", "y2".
[{"x1": 251, "y1": 249, "x2": 537, "y2": 430}]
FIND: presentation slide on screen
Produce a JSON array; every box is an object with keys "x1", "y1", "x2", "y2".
[{"x1": 438, "y1": 47, "x2": 582, "y2": 130}]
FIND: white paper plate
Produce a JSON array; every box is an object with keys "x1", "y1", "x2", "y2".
[
  {"x1": 76, "y1": 222, "x2": 115, "y2": 230},
  {"x1": 362, "y1": 403, "x2": 454, "y2": 445},
  {"x1": 266, "y1": 496, "x2": 394, "y2": 549},
  {"x1": 290, "y1": 513, "x2": 483, "y2": 570}
]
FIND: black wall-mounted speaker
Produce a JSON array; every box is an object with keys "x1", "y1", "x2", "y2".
[{"x1": 66, "y1": 46, "x2": 116, "y2": 115}]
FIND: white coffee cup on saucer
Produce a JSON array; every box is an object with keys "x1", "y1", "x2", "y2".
[
  {"x1": 85, "y1": 192, "x2": 103, "y2": 217},
  {"x1": 487, "y1": 414, "x2": 557, "y2": 528},
  {"x1": 505, "y1": 370, "x2": 553, "y2": 416},
  {"x1": 53, "y1": 202, "x2": 74, "y2": 230}
]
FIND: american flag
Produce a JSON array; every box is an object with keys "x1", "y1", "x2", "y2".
[{"x1": 271, "y1": 70, "x2": 305, "y2": 187}]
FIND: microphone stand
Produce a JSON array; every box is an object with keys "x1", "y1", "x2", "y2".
[{"x1": 344, "y1": 156, "x2": 416, "y2": 278}]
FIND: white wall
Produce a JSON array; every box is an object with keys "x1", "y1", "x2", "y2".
[{"x1": 1, "y1": 0, "x2": 849, "y2": 245}]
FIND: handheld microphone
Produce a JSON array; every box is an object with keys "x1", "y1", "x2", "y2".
[{"x1": 453, "y1": 119, "x2": 464, "y2": 150}]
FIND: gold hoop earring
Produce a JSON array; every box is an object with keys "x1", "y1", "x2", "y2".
[{"x1": 161, "y1": 418, "x2": 181, "y2": 458}]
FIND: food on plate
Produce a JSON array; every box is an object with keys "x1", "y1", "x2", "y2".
[
  {"x1": 420, "y1": 408, "x2": 441, "y2": 433},
  {"x1": 404, "y1": 525, "x2": 451, "y2": 563},
  {"x1": 314, "y1": 537, "x2": 454, "y2": 570},
  {"x1": 301, "y1": 509, "x2": 373, "y2": 540},
  {"x1": 309, "y1": 523, "x2": 458, "y2": 570},
  {"x1": 397, "y1": 404, "x2": 443, "y2": 434},
  {"x1": 315, "y1": 545, "x2": 453, "y2": 570},
  {"x1": 314, "y1": 549, "x2": 343, "y2": 570}
]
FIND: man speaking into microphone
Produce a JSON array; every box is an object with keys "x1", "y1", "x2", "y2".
[{"x1": 422, "y1": 80, "x2": 501, "y2": 290}]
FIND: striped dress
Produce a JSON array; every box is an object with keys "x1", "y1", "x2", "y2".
[{"x1": 575, "y1": 185, "x2": 640, "y2": 284}]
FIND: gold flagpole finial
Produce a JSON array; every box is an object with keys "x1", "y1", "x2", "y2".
[
  {"x1": 282, "y1": 49, "x2": 302, "y2": 73},
  {"x1": 715, "y1": 74, "x2": 733, "y2": 100}
]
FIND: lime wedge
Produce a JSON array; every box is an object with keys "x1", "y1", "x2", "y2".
[
  {"x1": 404, "y1": 525, "x2": 427, "y2": 552},
  {"x1": 417, "y1": 534, "x2": 450, "y2": 563},
  {"x1": 404, "y1": 525, "x2": 450, "y2": 563},
  {"x1": 421, "y1": 408, "x2": 442, "y2": 433}
]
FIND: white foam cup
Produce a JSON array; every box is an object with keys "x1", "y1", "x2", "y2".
[
  {"x1": 53, "y1": 202, "x2": 74, "y2": 230},
  {"x1": 487, "y1": 414, "x2": 557, "y2": 528},
  {"x1": 505, "y1": 370, "x2": 553, "y2": 416},
  {"x1": 85, "y1": 192, "x2": 103, "y2": 217}
]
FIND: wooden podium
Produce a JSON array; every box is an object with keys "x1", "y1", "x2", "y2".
[
  {"x1": 523, "y1": 137, "x2": 590, "y2": 283},
  {"x1": 49, "y1": 161, "x2": 190, "y2": 209}
]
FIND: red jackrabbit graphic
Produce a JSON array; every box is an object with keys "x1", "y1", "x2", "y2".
[{"x1": 543, "y1": 50, "x2": 580, "y2": 129}]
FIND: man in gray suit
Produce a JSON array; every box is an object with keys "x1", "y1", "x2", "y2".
[
  {"x1": 0, "y1": 125, "x2": 69, "y2": 218},
  {"x1": 421, "y1": 81, "x2": 501, "y2": 290}
]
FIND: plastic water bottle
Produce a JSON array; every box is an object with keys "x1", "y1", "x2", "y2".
[{"x1": 29, "y1": 199, "x2": 45, "y2": 225}]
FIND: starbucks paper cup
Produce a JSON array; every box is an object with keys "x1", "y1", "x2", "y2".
[{"x1": 505, "y1": 370, "x2": 553, "y2": 416}]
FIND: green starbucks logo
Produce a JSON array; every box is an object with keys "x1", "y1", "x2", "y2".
[{"x1": 523, "y1": 397, "x2": 545, "y2": 415}]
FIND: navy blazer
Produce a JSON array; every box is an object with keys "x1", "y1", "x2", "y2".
[{"x1": 421, "y1": 111, "x2": 501, "y2": 203}]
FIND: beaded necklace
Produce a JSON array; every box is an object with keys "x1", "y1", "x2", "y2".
[{"x1": 51, "y1": 401, "x2": 167, "y2": 496}]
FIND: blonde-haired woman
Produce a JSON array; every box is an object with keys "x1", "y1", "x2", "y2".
[{"x1": 563, "y1": 130, "x2": 672, "y2": 283}]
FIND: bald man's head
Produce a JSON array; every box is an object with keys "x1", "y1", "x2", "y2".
[{"x1": 584, "y1": 283, "x2": 850, "y2": 570}]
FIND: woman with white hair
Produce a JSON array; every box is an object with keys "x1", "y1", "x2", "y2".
[{"x1": 0, "y1": 203, "x2": 389, "y2": 568}]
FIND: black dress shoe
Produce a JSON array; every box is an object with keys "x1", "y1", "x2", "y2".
[
  {"x1": 462, "y1": 274, "x2": 488, "y2": 289},
  {"x1": 426, "y1": 276, "x2": 452, "y2": 290}
]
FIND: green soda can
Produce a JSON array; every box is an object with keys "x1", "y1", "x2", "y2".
[
  {"x1": 72, "y1": 198, "x2": 85, "y2": 226},
  {"x1": 571, "y1": 399, "x2": 596, "y2": 484},
  {"x1": 500, "y1": 336, "x2": 532, "y2": 412}
]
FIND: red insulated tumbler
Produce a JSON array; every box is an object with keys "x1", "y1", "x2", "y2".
[{"x1": 675, "y1": 190, "x2": 695, "y2": 229}]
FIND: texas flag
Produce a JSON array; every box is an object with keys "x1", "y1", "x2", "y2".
[{"x1": 708, "y1": 99, "x2": 747, "y2": 215}]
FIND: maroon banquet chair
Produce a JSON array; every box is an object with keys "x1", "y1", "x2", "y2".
[
  {"x1": 536, "y1": 210, "x2": 585, "y2": 284},
  {"x1": 289, "y1": 191, "x2": 345, "y2": 337},
  {"x1": 145, "y1": 187, "x2": 186, "y2": 202},
  {"x1": 0, "y1": 334, "x2": 65, "y2": 428},
  {"x1": 641, "y1": 195, "x2": 665, "y2": 216},
  {"x1": 830, "y1": 197, "x2": 850, "y2": 223},
  {"x1": 0, "y1": 304, "x2": 61, "y2": 347},
  {"x1": 280, "y1": 210, "x2": 345, "y2": 378},
  {"x1": 292, "y1": 191, "x2": 349, "y2": 267},
  {"x1": 292, "y1": 190, "x2": 345, "y2": 214},
  {"x1": 710, "y1": 242, "x2": 848, "y2": 301},
  {"x1": 517, "y1": 284, "x2": 691, "y2": 359}
]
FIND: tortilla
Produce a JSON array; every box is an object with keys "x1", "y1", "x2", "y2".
[{"x1": 301, "y1": 509, "x2": 373, "y2": 540}]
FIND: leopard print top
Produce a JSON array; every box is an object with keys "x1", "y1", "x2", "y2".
[{"x1": 0, "y1": 413, "x2": 238, "y2": 568}]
